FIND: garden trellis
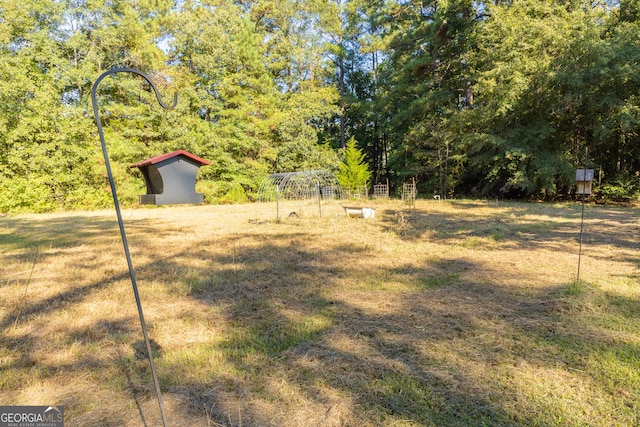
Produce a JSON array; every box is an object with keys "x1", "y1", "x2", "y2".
[
  {"x1": 373, "y1": 180, "x2": 390, "y2": 199},
  {"x1": 402, "y1": 178, "x2": 417, "y2": 208}
]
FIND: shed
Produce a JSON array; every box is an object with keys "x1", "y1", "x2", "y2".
[{"x1": 130, "y1": 150, "x2": 210, "y2": 205}]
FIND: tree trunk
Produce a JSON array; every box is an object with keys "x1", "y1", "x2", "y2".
[{"x1": 339, "y1": 54, "x2": 346, "y2": 149}]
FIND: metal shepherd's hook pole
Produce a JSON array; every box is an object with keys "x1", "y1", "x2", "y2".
[
  {"x1": 577, "y1": 146, "x2": 588, "y2": 282},
  {"x1": 92, "y1": 67, "x2": 177, "y2": 427}
]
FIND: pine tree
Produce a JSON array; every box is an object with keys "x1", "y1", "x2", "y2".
[{"x1": 337, "y1": 137, "x2": 372, "y2": 195}]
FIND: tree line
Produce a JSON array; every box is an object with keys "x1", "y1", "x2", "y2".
[{"x1": 1, "y1": 0, "x2": 638, "y2": 212}]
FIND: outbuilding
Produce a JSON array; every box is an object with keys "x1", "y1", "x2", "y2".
[{"x1": 130, "y1": 150, "x2": 210, "y2": 205}]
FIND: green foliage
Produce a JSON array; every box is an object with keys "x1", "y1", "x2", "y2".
[
  {"x1": 0, "y1": 0, "x2": 340, "y2": 213},
  {"x1": 0, "y1": 176, "x2": 54, "y2": 213},
  {"x1": 336, "y1": 0, "x2": 640, "y2": 200},
  {"x1": 218, "y1": 182, "x2": 250, "y2": 204},
  {"x1": 596, "y1": 175, "x2": 640, "y2": 202},
  {"x1": 337, "y1": 137, "x2": 372, "y2": 194},
  {"x1": 1, "y1": 0, "x2": 639, "y2": 212}
]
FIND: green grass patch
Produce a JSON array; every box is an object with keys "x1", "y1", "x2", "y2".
[
  {"x1": 421, "y1": 272, "x2": 460, "y2": 289},
  {"x1": 222, "y1": 314, "x2": 333, "y2": 361},
  {"x1": 563, "y1": 279, "x2": 593, "y2": 297}
]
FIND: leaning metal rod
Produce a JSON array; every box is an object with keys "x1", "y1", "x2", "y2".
[
  {"x1": 577, "y1": 147, "x2": 588, "y2": 282},
  {"x1": 92, "y1": 67, "x2": 177, "y2": 427}
]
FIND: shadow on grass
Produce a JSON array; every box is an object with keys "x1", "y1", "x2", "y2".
[
  {"x1": 149, "y1": 234, "x2": 636, "y2": 425},
  {"x1": 379, "y1": 201, "x2": 639, "y2": 256},
  {"x1": 0, "y1": 215, "x2": 122, "y2": 252},
  {"x1": 1, "y1": 206, "x2": 638, "y2": 426}
]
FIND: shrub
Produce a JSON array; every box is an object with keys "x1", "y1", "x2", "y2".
[
  {"x1": 218, "y1": 182, "x2": 249, "y2": 204},
  {"x1": 595, "y1": 175, "x2": 640, "y2": 202},
  {"x1": 0, "y1": 177, "x2": 55, "y2": 213}
]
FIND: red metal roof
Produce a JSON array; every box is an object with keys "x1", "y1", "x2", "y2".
[{"x1": 130, "y1": 150, "x2": 211, "y2": 168}]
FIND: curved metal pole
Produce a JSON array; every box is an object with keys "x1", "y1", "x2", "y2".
[{"x1": 92, "y1": 67, "x2": 177, "y2": 427}]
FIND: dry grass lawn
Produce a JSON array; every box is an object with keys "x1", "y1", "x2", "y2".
[{"x1": 1, "y1": 199, "x2": 639, "y2": 426}]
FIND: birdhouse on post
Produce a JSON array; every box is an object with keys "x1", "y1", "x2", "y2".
[
  {"x1": 576, "y1": 169, "x2": 594, "y2": 195},
  {"x1": 130, "y1": 150, "x2": 210, "y2": 205}
]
